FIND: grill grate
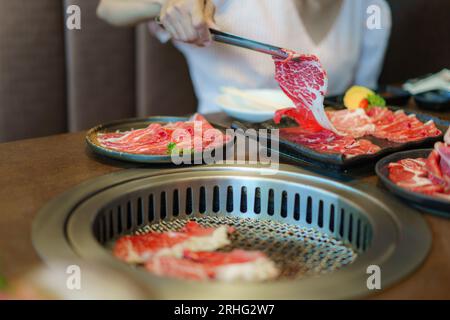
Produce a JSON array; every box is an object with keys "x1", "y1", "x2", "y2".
[
  {"x1": 94, "y1": 174, "x2": 371, "y2": 281},
  {"x1": 134, "y1": 216, "x2": 357, "y2": 279},
  {"x1": 33, "y1": 166, "x2": 432, "y2": 299},
  {"x1": 96, "y1": 184, "x2": 373, "y2": 251}
]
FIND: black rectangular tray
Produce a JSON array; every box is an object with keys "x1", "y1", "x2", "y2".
[{"x1": 232, "y1": 106, "x2": 450, "y2": 170}]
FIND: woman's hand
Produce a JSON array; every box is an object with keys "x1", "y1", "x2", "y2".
[
  {"x1": 160, "y1": 0, "x2": 216, "y2": 46},
  {"x1": 97, "y1": 0, "x2": 216, "y2": 46}
]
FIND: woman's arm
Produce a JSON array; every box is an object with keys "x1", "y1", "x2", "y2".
[
  {"x1": 97, "y1": 0, "x2": 216, "y2": 46},
  {"x1": 97, "y1": 0, "x2": 163, "y2": 26}
]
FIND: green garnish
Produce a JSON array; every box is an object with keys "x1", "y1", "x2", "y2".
[
  {"x1": 167, "y1": 142, "x2": 177, "y2": 155},
  {"x1": 367, "y1": 94, "x2": 386, "y2": 107},
  {"x1": 167, "y1": 142, "x2": 197, "y2": 156}
]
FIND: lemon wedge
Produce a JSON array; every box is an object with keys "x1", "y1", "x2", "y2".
[{"x1": 343, "y1": 86, "x2": 375, "y2": 110}]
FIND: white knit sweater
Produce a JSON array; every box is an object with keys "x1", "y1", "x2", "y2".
[{"x1": 152, "y1": 0, "x2": 392, "y2": 113}]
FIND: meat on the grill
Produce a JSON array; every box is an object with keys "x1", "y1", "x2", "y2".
[
  {"x1": 388, "y1": 136, "x2": 450, "y2": 199},
  {"x1": 113, "y1": 221, "x2": 234, "y2": 263},
  {"x1": 145, "y1": 249, "x2": 279, "y2": 282},
  {"x1": 97, "y1": 113, "x2": 229, "y2": 155}
]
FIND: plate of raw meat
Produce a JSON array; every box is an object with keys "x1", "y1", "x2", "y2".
[
  {"x1": 231, "y1": 48, "x2": 448, "y2": 169},
  {"x1": 234, "y1": 107, "x2": 449, "y2": 169},
  {"x1": 376, "y1": 143, "x2": 450, "y2": 216},
  {"x1": 86, "y1": 114, "x2": 232, "y2": 164}
]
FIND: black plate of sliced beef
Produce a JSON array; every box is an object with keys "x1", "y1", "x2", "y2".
[
  {"x1": 232, "y1": 106, "x2": 450, "y2": 170},
  {"x1": 375, "y1": 149, "x2": 450, "y2": 217}
]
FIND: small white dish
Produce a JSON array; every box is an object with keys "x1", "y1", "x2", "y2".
[{"x1": 216, "y1": 88, "x2": 294, "y2": 123}]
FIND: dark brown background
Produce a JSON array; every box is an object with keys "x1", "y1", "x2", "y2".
[
  {"x1": 0, "y1": 0, "x2": 449, "y2": 142},
  {"x1": 380, "y1": 0, "x2": 450, "y2": 84}
]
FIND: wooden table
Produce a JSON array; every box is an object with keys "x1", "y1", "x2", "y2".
[{"x1": 1, "y1": 105, "x2": 449, "y2": 299}]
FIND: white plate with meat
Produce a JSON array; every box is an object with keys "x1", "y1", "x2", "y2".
[{"x1": 376, "y1": 145, "x2": 450, "y2": 216}]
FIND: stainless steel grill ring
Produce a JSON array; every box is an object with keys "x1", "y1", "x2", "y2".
[{"x1": 32, "y1": 164, "x2": 431, "y2": 299}]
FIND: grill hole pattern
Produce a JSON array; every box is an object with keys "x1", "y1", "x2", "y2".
[{"x1": 95, "y1": 185, "x2": 372, "y2": 254}]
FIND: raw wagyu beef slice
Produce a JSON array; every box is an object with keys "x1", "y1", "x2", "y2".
[
  {"x1": 145, "y1": 249, "x2": 279, "y2": 282},
  {"x1": 388, "y1": 139, "x2": 450, "y2": 199},
  {"x1": 279, "y1": 127, "x2": 380, "y2": 158},
  {"x1": 367, "y1": 108, "x2": 441, "y2": 143},
  {"x1": 326, "y1": 109, "x2": 376, "y2": 138},
  {"x1": 97, "y1": 113, "x2": 229, "y2": 155},
  {"x1": 273, "y1": 51, "x2": 337, "y2": 133},
  {"x1": 388, "y1": 158, "x2": 443, "y2": 194},
  {"x1": 113, "y1": 221, "x2": 234, "y2": 263}
]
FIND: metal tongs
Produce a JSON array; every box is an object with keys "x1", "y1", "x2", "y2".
[
  {"x1": 154, "y1": 17, "x2": 296, "y2": 60},
  {"x1": 210, "y1": 29, "x2": 296, "y2": 60}
]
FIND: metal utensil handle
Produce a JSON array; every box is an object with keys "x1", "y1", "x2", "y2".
[
  {"x1": 154, "y1": 17, "x2": 289, "y2": 59},
  {"x1": 209, "y1": 29, "x2": 289, "y2": 60}
]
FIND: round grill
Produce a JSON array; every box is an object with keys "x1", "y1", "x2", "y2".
[{"x1": 32, "y1": 164, "x2": 431, "y2": 299}]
